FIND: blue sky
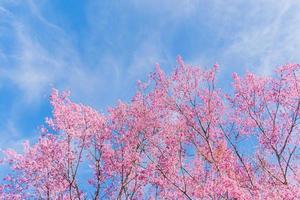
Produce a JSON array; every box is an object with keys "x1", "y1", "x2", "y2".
[{"x1": 0, "y1": 0, "x2": 300, "y2": 158}]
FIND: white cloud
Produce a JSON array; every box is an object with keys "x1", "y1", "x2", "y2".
[
  {"x1": 1, "y1": 0, "x2": 299, "y2": 102},
  {"x1": 127, "y1": 33, "x2": 171, "y2": 79},
  {"x1": 128, "y1": 0, "x2": 201, "y2": 20},
  {"x1": 5, "y1": 23, "x2": 60, "y2": 101},
  {"x1": 0, "y1": 120, "x2": 30, "y2": 151},
  {"x1": 176, "y1": 0, "x2": 300, "y2": 78},
  {"x1": 0, "y1": 1, "x2": 91, "y2": 104},
  {"x1": 217, "y1": 0, "x2": 300, "y2": 75}
]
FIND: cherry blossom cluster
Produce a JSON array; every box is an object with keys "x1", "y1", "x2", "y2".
[{"x1": 1, "y1": 57, "x2": 300, "y2": 199}]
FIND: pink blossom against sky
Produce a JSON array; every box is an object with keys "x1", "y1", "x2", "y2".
[{"x1": 0, "y1": 0, "x2": 300, "y2": 188}]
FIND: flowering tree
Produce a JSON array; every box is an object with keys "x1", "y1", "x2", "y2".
[{"x1": 1, "y1": 57, "x2": 300, "y2": 199}]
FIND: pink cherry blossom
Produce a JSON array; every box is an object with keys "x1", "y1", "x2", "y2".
[{"x1": 1, "y1": 57, "x2": 300, "y2": 199}]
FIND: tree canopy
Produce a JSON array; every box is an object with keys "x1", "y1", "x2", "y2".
[{"x1": 1, "y1": 57, "x2": 300, "y2": 199}]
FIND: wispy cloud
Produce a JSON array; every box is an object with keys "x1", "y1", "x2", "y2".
[
  {"x1": 215, "y1": 0, "x2": 300, "y2": 75},
  {"x1": 1, "y1": 0, "x2": 300, "y2": 103},
  {"x1": 128, "y1": 0, "x2": 201, "y2": 20},
  {"x1": 0, "y1": 1, "x2": 71, "y2": 102}
]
